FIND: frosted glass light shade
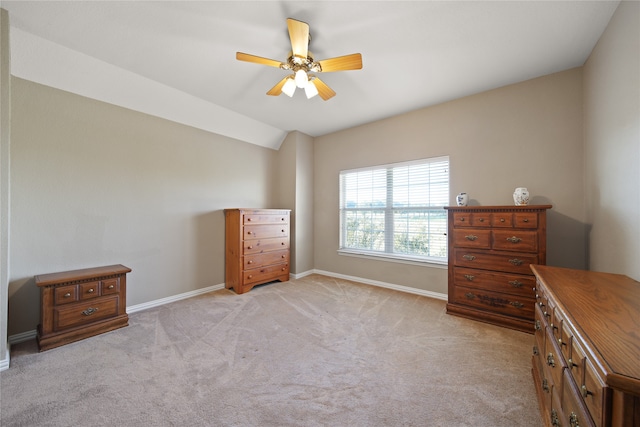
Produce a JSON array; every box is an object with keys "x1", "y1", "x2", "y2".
[{"x1": 282, "y1": 78, "x2": 296, "y2": 97}]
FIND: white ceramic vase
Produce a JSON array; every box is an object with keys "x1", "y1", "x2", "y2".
[
  {"x1": 456, "y1": 192, "x2": 468, "y2": 206},
  {"x1": 513, "y1": 187, "x2": 530, "y2": 206}
]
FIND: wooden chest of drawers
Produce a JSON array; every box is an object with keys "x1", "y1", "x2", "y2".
[
  {"x1": 35, "y1": 264, "x2": 130, "y2": 351},
  {"x1": 445, "y1": 205, "x2": 551, "y2": 332},
  {"x1": 530, "y1": 265, "x2": 640, "y2": 427},
  {"x1": 225, "y1": 208, "x2": 290, "y2": 294}
]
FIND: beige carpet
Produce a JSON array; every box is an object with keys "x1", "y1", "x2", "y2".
[{"x1": 1, "y1": 274, "x2": 541, "y2": 426}]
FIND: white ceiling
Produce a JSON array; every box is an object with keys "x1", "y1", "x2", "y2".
[{"x1": 3, "y1": 1, "x2": 620, "y2": 149}]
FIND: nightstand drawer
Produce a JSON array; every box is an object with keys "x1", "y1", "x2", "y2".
[
  {"x1": 54, "y1": 284, "x2": 78, "y2": 305},
  {"x1": 79, "y1": 281, "x2": 100, "y2": 300},
  {"x1": 54, "y1": 296, "x2": 120, "y2": 330},
  {"x1": 101, "y1": 278, "x2": 120, "y2": 295}
]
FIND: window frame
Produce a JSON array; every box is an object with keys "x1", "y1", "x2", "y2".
[{"x1": 338, "y1": 156, "x2": 449, "y2": 266}]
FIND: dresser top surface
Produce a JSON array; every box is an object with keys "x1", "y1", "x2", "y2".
[
  {"x1": 531, "y1": 264, "x2": 640, "y2": 392},
  {"x1": 445, "y1": 205, "x2": 552, "y2": 211}
]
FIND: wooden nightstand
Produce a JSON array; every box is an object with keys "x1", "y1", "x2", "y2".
[{"x1": 35, "y1": 264, "x2": 131, "y2": 351}]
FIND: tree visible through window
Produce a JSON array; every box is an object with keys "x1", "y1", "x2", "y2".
[{"x1": 339, "y1": 157, "x2": 449, "y2": 263}]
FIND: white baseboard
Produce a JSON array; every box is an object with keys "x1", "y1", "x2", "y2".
[
  {"x1": 127, "y1": 282, "x2": 225, "y2": 314},
  {"x1": 291, "y1": 270, "x2": 315, "y2": 280},
  {"x1": 310, "y1": 269, "x2": 448, "y2": 301},
  {"x1": 0, "y1": 348, "x2": 9, "y2": 372}
]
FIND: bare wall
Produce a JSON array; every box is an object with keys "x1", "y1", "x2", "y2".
[
  {"x1": 583, "y1": 0, "x2": 640, "y2": 280},
  {"x1": 314, "y1": 68, "x2": 585, "y2": 295},
  {"x1": 8, "y1": 78, "x2": 278, "y2": 336}
]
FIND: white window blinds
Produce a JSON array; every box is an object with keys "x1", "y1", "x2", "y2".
[{"x1": 339, "y1": 157, "x2": 449, "y2": 263}]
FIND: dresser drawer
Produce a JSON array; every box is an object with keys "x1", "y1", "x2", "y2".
[
  {"x1": 492, "y1": 212, "x2": 513, "y2": 227},
  {"x1": 534, "y1": 304, "x2": 546, "y2": 353},
  {"x1": 492, "y1": 230, "x2": 538, "y2": 253},
  {"x1": 243, "y1": 263, "x2": 289, "y2": 285},
  {"x1": 54, "y1": 296, "x2": 120, "y2": 330},
  {"x1": 54, "y1": 284, "x2": 79, "y2": 305},
  {"x1": 562, "y1": 370, "x2": 596, "y2": 427},
  {"x1": 244, "y1": 213, "x2": 289, "y2": 225},
  {"x1": 453, "y1": 249, "x2": 538, "y2": 275},
  {"x1": 244, "y1": 224, "x2": 288, "y2": 240},
  {"x1": 244, "y1": 237, "x2": 289, "y2": 254},
  {"x1": 583, "y1": 358, "x2": 605, "y2": 427},
  {"x1": 452, "y1": 229, "x2": 491, "y2": 249},
  {"x1": 245, "y1": 250, "x2": 289, "y2": 268},
  {"x1": 514, "y1": 212, "x2": 538, "y2": 228},
  {"x1": 544, "y1": 327, "x2": 567, "y2": 398},
  {"x1": 452, "y1": 285, "x2": 534, "y2": 320},
  {"x1": 454, "y1": 267, "x2": 535, "y2": 298}
]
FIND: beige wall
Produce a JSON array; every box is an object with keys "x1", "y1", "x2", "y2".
[
  {"x1": 275, "y1": 131, "x2": 314, "y2": 275},
  {"x1": 8, "y1": 78, "x2": 278, "y2": 336},
  {"x1": 583, "y1": 1, "x2": 640, "y2": 281},
  {"x1": 314, "y1": 68, "x2": 585, "y2": 295},
  {"x1": 1, "y1": 8, "x2": 11, "y2": 368}
]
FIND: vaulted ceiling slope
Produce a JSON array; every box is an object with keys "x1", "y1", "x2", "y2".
[{"x1": 3, "y1": 1, "x2": 620, "y2": 150}]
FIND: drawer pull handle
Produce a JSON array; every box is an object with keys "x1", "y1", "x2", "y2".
[
  {"x1": 248, "y1": 275, "x2": 253, "y2": 279},
  {"x1": 558, "y1": 338, "x2": 566, "y2": 347},
  {"x1": 500, "y1": 218, "x2": 505, "y2": 223},
  {"x1": 248, "y1": 245, "x2": 253, "y2": 249},
  {"x1": 568, "y1": 358, "x2": 579, "y2": 368},
  {"x1": 87, "y1": 288, "x2": 95, "y2": 293},
  {"x1": 581, "y1": 385, "x2": 593, "y2": 398},
  {"x1": 64, "y1": 293, "x2": 72, "y2": 298},
  {"x1": 459, "y1": 217, "x2": 465, "y2": 222},
  {"x1": 465, "y1": 292, "x2": 475, "y2": 300},
  {"x1": 462, "y1": 254, "x2": 476, "y2": 261},
  {"x1": 463, "y1": 274, "x2": 474, "y2": 281},
  {"x1": 465, "y1": 235, "x2": 478, "y2": 241},
  {"x1": 247, "y1": 218, "x2": 252, "y2": 221},
  {"x1": 281, "y1": 267, "x2": 286, "y2": 271},
  {"x1": 509, "y1": 258, "x2": 523, "y2": 266},
  {"x1": 569, "y1": 412, "x2": 580, "y2": 427},
  {"x1": 478, "y1": 218, "x2": 484, "y2": 222},
  {"x1": 533, "y1": 345, "x2": 539, "y2": 355},
  {"x1": 523, "y1": 218, "x2": 529, "y2": 223},
  {"x1": 509, "y1": 280, "x2": 523, "y2": 288},
  {"x1": 542, "y1": 378, "x2": 549, "y2": 393},
  {"x1": 535, "y1": 320, "x2": 541, "y2": 331},
  {"x1": 82, "y1": 307, "x2": 98, "y2": 316},
  {"x1": 247, "y1": 231, "x2": 252, "y2": 235},
  {"x1": 281, "y1": 255, "x2": 285, "y2": 258},
  {"x1": 108, "y1": 285, "x2": 114, "y2": 289},
  {"x1": 248, "y1": 260, "x2": 253, "y2": 264},
  {"x1": 506, "y1": 236, "x2": 521, "y2": 243},
  {"x1": 281, "y1": 218, "x2": 285, "y2": 221},
  {"x1": 281, "y1": 229, "x2": 285, "y2": 233},
  {"x1": 547, "y1": 353, "x2": 555, "y2": 368},
  {"x1": 510, "y1": 301, "x2": 524, "y2": 309},
  {"x1": 551, "y1": 409, "x2": 560, "y2": 427}
]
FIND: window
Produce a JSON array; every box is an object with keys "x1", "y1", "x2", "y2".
[{"x1": 339, "y1": 156, "x2": 449, "y2": 264}]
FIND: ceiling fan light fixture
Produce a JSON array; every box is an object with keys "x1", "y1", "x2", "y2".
[
  {"x1": 295, "y1": 68, "x2": 308, "y2": 88},
  {"x1": 305, "y1": 79, "x2": 319, "y2": 99},
  {"x1": 282, "y1": 77, "x2": 297, "y2": 97}
]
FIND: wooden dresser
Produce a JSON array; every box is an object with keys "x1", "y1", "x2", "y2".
[
  {"x1": 530, "y1": 265, "x2": 640, "y2": 427},
  {"x1": 225, "y1": 208, "x2": 290, "y2": 294},
  {"x1": 445, "y1": 205, "x2": 551, "y2": 332},
  {"x1": 36, "y1": 264, "x2": 130, "y2": 351}
]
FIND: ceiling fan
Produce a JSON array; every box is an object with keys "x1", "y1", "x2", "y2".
[{"x1": 236, "y1": 18, "x2": 362, "y2": 101}]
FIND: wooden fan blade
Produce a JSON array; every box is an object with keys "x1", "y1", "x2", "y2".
[
  {"x1": 287, "y1": 18, "x2": 309, "y2": 59},
  {"x1": 266, "y1": 76, "x2": 290, "y2": 96},
  {"x1": 236, "y1": 52, "x2": 283, "y2": 68},
  {"x1": 311, "y1": 77, "x2": 336, "y2": 101},
  {"x1": 318, "y1": 53, "x2": 362, "y2": 72}
]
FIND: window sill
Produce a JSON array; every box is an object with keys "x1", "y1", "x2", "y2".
[{"x1": 337, "y1": 249, "x2": 448, "y2": 269}]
